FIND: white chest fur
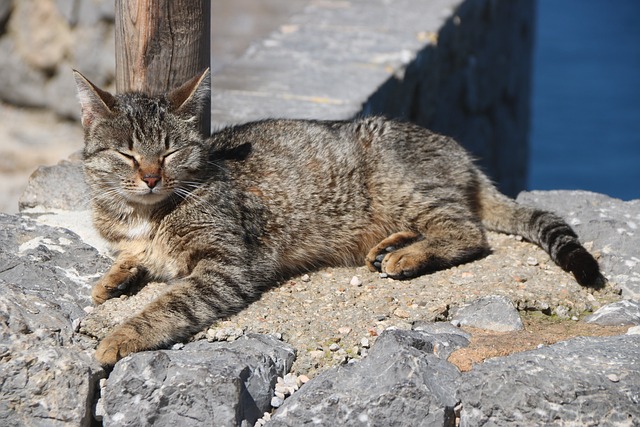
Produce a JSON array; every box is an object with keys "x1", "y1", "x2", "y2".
[{"x1": 126, "y1": 219, "x2": 153, "y2": 240}]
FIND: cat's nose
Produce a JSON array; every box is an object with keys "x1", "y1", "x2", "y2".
[{"x1": 142, "y1": 174, "x2": 161, "y2": 189}]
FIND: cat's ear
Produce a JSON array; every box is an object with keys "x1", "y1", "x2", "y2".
[
  {"x1": 167, "y1": 68, "x2": 210, "y2": 121},
  {"x1": 73, "y1": 70, "x2": 116, "y2": 128}
]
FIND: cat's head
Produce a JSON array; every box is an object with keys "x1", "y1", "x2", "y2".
[{"x1": 73, "y1": 69, "x2": 210, "y2": 207}]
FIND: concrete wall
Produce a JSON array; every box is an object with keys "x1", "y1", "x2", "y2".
[
  {"x1": 0, "y1": 0, "x2": 535, "y2": 196},
  {"x1": 211, "y1": 0, "x2": 535, "y2": 196}
]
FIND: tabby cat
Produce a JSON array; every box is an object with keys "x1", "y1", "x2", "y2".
[{"x1": 74, "y1": 69, "x2": 604, "y2": 366}]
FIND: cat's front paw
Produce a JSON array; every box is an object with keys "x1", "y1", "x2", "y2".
[
  {"x1": 91, "y1": 281, "x2": 122, "y2": 305},
  {"x1": 95, "y1": 327, "x2": 143, "y2": 366},
  {"x1": 91, "y1": 265, "x2": 143, "y2": 305}
]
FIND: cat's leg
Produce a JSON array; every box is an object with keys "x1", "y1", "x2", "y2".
[
  {"x1": 95, "y1": 262, "x2": 257, "y2": 365},
  {"x1": 92, "y1": 254, "x2": 146, "y2": 304},
  {"x1": 369, "y1": 214, "x2": 489, "y2": 279}
]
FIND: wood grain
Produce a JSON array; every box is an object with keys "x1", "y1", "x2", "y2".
[{"x1": 115, "y1": 0, "x2": 210, "y2": 134}]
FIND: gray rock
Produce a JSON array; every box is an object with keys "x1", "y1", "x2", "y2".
[
  {"x1": 267, "y1": 329, "x2": 464, "y2": 427},
  {"x1": 412, "y1": 321, "x2": 472, "y2": 359},
  {"x1": 585, "y1": 299, "x2": 640, "y2": 326},
  {"x1": 457, "y1": 335, "x2": 640, "y2": 426},
  {"x1": 0, "y1": 213, "x2": 110, "y2": 426},
  {"x1": 0, "y1": 213, "x2": 110, "y2": 334},
  {"x1": 101, "y1": 335, "x2": 296, "y2": 427},
  {"x1": 450, "y1": 295, "x2": 524, "y2": 332},
  {"x1": 517, "y1": 190, "x2": 640, "y2": 299},
  {"x1": 0, "y1": 331, "x2": 104, "y2": 427},
  {"x1": 19, "y1": 157, "x2": 89, "y2": 212}
]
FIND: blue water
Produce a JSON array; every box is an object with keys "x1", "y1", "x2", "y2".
[{"x1": 529, "y1": 0, "x2": 640, "y2": 200}]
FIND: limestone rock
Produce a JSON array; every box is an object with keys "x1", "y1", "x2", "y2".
[
  {"x1": 585, "y1": 299, "x2": 640, "y2": 326},
  {"x1": 457, "y1": 335, "x2": 640, "y2": 426},
  {"x1": 0, "y1": 213, "x2": 110, "y2": 426},
  {"x1": 450, "y1": 295, "x2": 524, "y2": 332},
  {"x1": 19, "y1": 158, "x2": 89, "y2": 212},
  {"x1": 267, "y1": 329, "x2": 465, "y2": 427},
  {"x1": 101, "y1": 335, "x2": 296, "y2": 427}
]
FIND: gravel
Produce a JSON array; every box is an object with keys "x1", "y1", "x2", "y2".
[{"x1": 81, "y1": 231, "x2": 620, "y2": 379}]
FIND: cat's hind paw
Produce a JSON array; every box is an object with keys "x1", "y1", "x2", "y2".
[{"x1": 365, "y1": 231, "x2": 423, "y2": 273}]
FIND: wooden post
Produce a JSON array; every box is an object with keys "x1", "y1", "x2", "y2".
[{"x1": 115, "y1": 0, "x2": 211, "y2": 136}]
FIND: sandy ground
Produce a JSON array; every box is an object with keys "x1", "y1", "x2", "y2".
[{"x1": 79, "y1": 230, "x2": 625, "y2": 378}]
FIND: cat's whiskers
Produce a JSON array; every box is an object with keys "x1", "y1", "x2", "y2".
[{"x1": 173, "y1": 186, "x2": 219, "y2": 212}]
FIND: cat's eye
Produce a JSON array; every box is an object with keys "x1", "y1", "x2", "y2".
[
  {"x1": 161, "y1": 149, "x2": 180, "y2": 165},
  {"x1": 117, "y1": 151, "x2": 139, "y2": 167}
]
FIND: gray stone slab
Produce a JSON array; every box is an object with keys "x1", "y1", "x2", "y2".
[
  {"x1": 101, "y1": 335, "x2": 296, "y2": 427},
  {"x1": 0, "y1": 213, "x2": 110, "y2": 333},
  {"x1": 211, "y1": 90, "x2": 361, "y2": 126},
  {"x1": 457, "y1": 335, "x2": 640, "y2": 426},
  {"x1": 585, "y1": 299, "x2": 640, "y2": 326},
  {"x1": 0, "y1": 213, "x2": 110, "y2": 426},
  {"x1": 267, "y1": 329, "x2": 464, "y2": 427},
  {"x1": 19, "y1": 158, "x2": 90, "y2": 211}
]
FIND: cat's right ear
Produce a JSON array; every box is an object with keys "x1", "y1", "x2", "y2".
[
  {"x1": 167, "y1": 68, "x2": 211, "y2": 121},
  {"x1": 73, "y1": 70, "x2": 116, "y2": 128}
]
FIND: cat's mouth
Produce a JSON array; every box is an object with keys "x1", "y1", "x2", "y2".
[{"x1": 127, "y1": 187, "x2": 171, "y2": 205}]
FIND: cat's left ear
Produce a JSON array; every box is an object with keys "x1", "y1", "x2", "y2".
[
  {"x1": 168, "y1": 68, "x2": 211, "y2": 121},
  {"x1": 73, "y1": 70, "x2": 117, "y2": 128}
]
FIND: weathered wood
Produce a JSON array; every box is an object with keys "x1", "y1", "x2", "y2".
[{"x1": 115, "y1": 0, "x2": 210, "y2": 135}]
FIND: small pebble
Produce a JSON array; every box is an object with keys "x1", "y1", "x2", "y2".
[
  {"x1": 298, "y1": 374, "x2": 310, "y2": 384},
  {"x1": 393, "y1": 308, "x2": 410, "y2": 319},
  {"x1": 329, "y1": 343, "x2": 340, "y2": 352},
  {"x1": 627, "y1": 326, "x2": 640, "y2": 335},
  {"x1": 607, "y1": 374, "x2": 619, "y2": 382},
  {"x1": 338, "y1": 327, "x2": 352, "y2": 335},
  {"x1": 171, "y1": 342, "x2": 185, "y2": 350},
  {"x1": 360, "y1": 337, "x2": 370, "y2": 348},
  {"x1": 350, "y1": 276, "x2": 362, "y2": 286},
  {"x1": 526, "y1": 257, "x2": 539, "y2": 266},
  {"x1": 309, "y1": 350, "x2": 324, "y2": 359},
  {"x1": 301, "y1": 274, "x2": 310, "y2": 282},
  {"x1": 83, "y1": 306, "x2": 94, "y2": 314},
  {"x1": 270, "y1": 396, "x2": 284, "y2": 408}
]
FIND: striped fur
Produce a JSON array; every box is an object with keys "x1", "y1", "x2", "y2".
[{"x1": 74, "y1": 70, "x2": 604, "y2": 366}]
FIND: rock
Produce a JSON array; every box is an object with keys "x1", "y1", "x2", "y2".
[
  {"x1": 101, "y1": 335, "x2": 296, "y2": 427},
  {"x1": 450, "y1": 295, "x2": 524, "y2": 332},
  {"x1": 457, "y1": 335, "x2": 640, "y2": 425},
  {"x1": 19, "y1": 158, "x2": 89, "y2": 211},
  {"x1": 584, "y1": 299, "x2": 640, "y2": 326},
  {"x1": 412, "y1": 321, "x2": 473, "y2": 359},
  {"x1": 0, "y1": 213, "x2": 110, "y2": 333},
  {"x1": 517, "y1": 190, "x2": 640, "y2": 299},
  {"x1": 267, "y1": 329, "x2": 465, "y2": 426},
  {"x1": 0, "y1": 213, "x2": 110, "y2": 426}
]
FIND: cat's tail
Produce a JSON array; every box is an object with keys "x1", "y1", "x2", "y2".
[{"x1": 477, "y1": 176, "x2": 605, "y2": 288}]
